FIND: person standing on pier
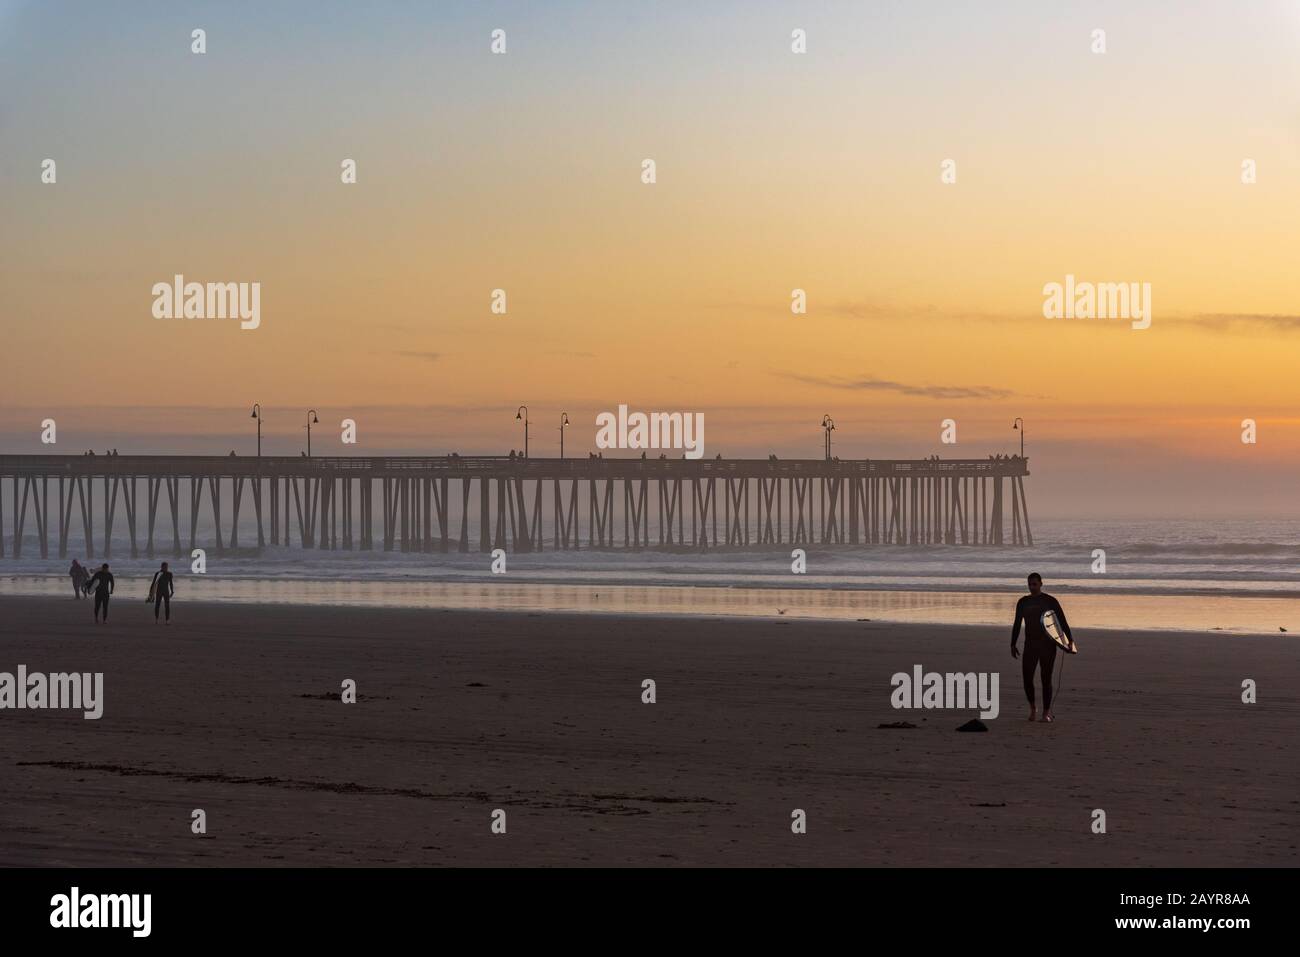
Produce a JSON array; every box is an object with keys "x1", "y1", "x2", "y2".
[
  {"x1": 86, "y1": 563, "x2": 115, "y2": 624},
  {"x1": 1010, "y1": 573, "x2": 1072, "y2": 722},
  {"x1": 149, "y1": 562, "x2": 175, "y2": 625},
  {"x1": 68, "y1": 558, "x2": 88, "y2": 599}
]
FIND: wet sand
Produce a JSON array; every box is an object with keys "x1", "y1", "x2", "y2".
[{"x1": 1, "y1": 595, "x2": 1296, "y2": 866}]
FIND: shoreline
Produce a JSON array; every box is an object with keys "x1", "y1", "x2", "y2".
[
  {"x1": 2, "y1": 590, "x2": 1299, "y2": 633},
  {"x1": 2, "y1": 581, "x2": 1296, "y2": 635},
  {"x1": 8, "y1": 569, "x2": 1300, "y2": 600}
]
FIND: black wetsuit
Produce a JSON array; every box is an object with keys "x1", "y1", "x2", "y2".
[
  {"x1": 152, "y1": 571, "x2": 174, "y2": 621},
  {"x1": 1011, "y1": 592, "x2": 1072, "y2": 710},
  {"x1": 87, "y1": 570, "x2": 115, "y2": 621}
]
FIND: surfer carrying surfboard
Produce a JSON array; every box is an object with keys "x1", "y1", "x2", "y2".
[
  {"x1": 148, "y1": 562, "x2": 175, "y2": 624},
  {"x1": 86, "y1": 563, "x2": 114, "y2": 624},
  {"x1": 1010, "y1": 573, "x2": 1073, "y2": 723}
]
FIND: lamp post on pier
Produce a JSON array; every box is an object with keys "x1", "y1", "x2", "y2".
[
  {"x1": 250, "y1": 404, "x2": 262, "y2": 457},
  {"x1": 559, "y1": 412, "x2": 570, "y2": 458},
  {"x1": 1013, "y1": 417, "x2": 1024, "y2": 458},
  {"x1": 516, "y1": 406, "x2": 530, "y2": 458},
  {"x1": 821, "y1": 414, "x2": 836, "y2": 461},
  {"x1": 306, "y1": 409, "x2": 319, "y2": 457}
]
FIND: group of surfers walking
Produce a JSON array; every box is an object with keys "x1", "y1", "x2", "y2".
[{"x1": 68, "y1": 558, "x2": 175, "y2": 624}]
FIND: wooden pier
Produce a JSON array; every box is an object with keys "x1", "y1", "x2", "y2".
[{"x1": 0, "y1": 454, "x2": 1033, "y2": 558}]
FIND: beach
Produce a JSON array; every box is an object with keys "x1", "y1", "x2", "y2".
[{"x1": 1, "y1": 595, "x2": 1296, "y2": 867}]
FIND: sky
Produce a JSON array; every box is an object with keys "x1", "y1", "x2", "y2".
[{"x1": 2, "y1": 0, "x2": 1299, "y2": 518}]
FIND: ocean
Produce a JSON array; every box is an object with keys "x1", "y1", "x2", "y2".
[{"x1": 2, "y1": 518, "x2": 1297, "y2": 634}]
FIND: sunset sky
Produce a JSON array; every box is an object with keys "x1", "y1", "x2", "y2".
[{"x1": 2, "y1": 0, "x2": 1299, "y2": 517}]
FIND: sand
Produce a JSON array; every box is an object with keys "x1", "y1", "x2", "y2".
[{"x1": 0, "y1": 595, "x2": 1296, "y2": 866}]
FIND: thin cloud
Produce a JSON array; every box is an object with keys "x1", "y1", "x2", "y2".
[
  {"x1": 778, "y1": 371, "x2": 1019, "y2": 400},
  {"x1": 1188, "y1": 313, "x2": 1300, "y2": 334},
  {"x1": 709, "y1": 298, "x2": 1035, "y2": 325},
  {"x1": 821, "y1": 302, "x2": 1023, "y2": 324},
  {"x1": 816, "y1": 308, "x2": 1300, "y2": 335},
  {"x1": 819, "y1": 300, "x2": 899, "y2": 321}
]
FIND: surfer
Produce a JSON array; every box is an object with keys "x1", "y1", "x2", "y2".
[
  {"x1": 149, "y1": 562, "x2": 175, "y2": 624},
  {"x1": 69, "y1": 558, "x2": 88, "y2": 599},
  {"x1": 1010, "y1": 573, "x2": 1072, "y2": 722},
  {"x1": 86, "y1": 563, "x2": 115, "y2": 624}
]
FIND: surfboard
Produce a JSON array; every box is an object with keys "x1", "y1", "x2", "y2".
[
  {"x1": 146, "y1": 575, "x2": 157, "y2": 603},
  {"x1": 1041, "y1": 609, "x2": 1077, "y2": 654}
]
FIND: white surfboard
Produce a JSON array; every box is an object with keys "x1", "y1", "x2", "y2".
[{"x1": 1041, "y1": 609, "x2": 1077, "y2": 654}]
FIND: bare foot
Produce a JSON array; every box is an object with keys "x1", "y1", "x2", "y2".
[
  {"x1": 1028, "y1": 707, "x2": 1037, "y2": 722},
  {"x1": 1041, "y1": 712, "x2": 1055, "y2": 723}
]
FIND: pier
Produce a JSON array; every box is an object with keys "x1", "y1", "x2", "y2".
[{"x1": 0, "y1": 454, "x2": 1033, "y2": 558}]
